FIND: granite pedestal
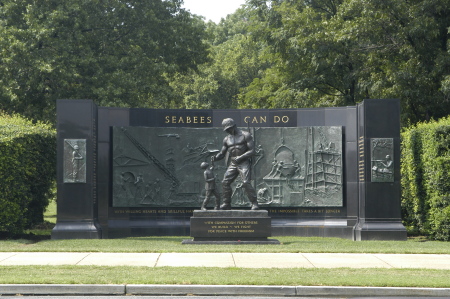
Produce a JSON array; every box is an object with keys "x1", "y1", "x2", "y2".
[{"x1": 182, "y1": 210, "x2": 280, "y2": 244}]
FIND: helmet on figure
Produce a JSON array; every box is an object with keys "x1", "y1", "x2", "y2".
[
  {"x1": 222, "y1": 118, "x2": 236, "y2": 132},
  {"x1": 200, "y1": 162, "x2": 209, "y2": 169}
]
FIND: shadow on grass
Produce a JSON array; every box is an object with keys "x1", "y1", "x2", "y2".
[
  {"x1": 0, "y1": 231, "x2": 51, "y2": 242},
  {"x1": 0, "y1": 221, "x2": 54, "y2": 242}
]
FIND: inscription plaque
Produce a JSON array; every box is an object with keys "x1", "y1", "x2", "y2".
[
  {"x1": 184, "y1": 210, "x2": 279, "y2": 244},
  {"x1": 190, "y1": 217, "x2": 271, "y2": 238},
  {"x1": 112, "y1": 126, "x2": 343, "y2": 208},
  {"x1": 63, "y1": 139, "x2": 87, "y2": 183}
]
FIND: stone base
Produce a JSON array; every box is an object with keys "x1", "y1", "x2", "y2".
[
  {"x1": 51, "y1": 221, "x2": 102, "y2": 240},
  {"x1": 272, "y1": 218, "x2": 355, "y2": 239},
  {"x1": 354, "y1": 219, "x2": 407, "y2": 241},
  {"x1": 185, "y1": 210, "x2": 278, "y2": 244}
]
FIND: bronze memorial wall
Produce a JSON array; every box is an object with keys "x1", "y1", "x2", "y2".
[{"x1": 52, "y1": 99, "x2": 407, "y2": 241}]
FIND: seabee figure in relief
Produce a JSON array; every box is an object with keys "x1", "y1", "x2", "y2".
[{"x1": 212, "y1": 118, "x2": 259, "y2": 210}]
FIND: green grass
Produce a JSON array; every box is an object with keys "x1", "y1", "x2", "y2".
[
  {"x1": 43, "y1": 199, "x2": 56, "y2": 224},
  {"x1": 0, "y1": 266, "x2": 449, "y2": 287},
  {"x1": 0, "y1": 199, "x2": 447, "y2": 254},
  {"x1": 2, "y1": 200, "x2": 450, "y2": 288},
  {"x1": 1, "y1": 235, "x2": 450, "y2": 254}
]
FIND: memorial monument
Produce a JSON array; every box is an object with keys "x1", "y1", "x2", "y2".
[{"x1": 52, "y1": 99, "x2": 407, "y2": 241}]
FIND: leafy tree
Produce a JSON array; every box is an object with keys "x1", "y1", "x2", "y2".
[
  {"x1": 243, "y1": 0, "x2": 450, "y2": 123},
  {"x1": 0, "y1": 0, "x2": 209, "y2": 123},
  {"x1": 170, "y1": 6, "x2": 272, "y2": 109},
  {"x1": 340, "y1": 0, "x2": 450, "y2": 123}
]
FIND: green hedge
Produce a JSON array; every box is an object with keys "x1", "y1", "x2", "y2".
[
  {"x1": 401, "y1": 116, "x2": 450, "y2": 240},
  {"x1": 0, "y1": 113, "x2": 56, "y2": 235}
]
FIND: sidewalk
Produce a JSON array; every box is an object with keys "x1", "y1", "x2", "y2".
[{"x1": 2, "y1": 252, "x2": 450, "y2": 269}]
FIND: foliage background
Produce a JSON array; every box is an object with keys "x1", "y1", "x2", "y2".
[
  {"x1": 402, "y1": 117, "x2": 450, "y2": 240},
  {"x1": 174, "y1": 0, "x2": 450, "y2": 125},
  {"x1": 1, "y1": 0, "x2": 449, "y2": 237},
  {"x1": 1, "y1": 0, "x2": 449, "y2": 125},
  {"x1": 0, "y1": 0, "x2": 209, "y2": 122},
  {"x1": 0, "y1": 113, "x2": 56, "y2": 235}
]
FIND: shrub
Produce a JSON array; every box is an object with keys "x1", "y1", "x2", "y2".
[
  {"x1": 0, "y1": 113, "x2": 56, "y2": 235},
  {"x1": 401, "y1": 116, "x2": 450, "y2": 240}
]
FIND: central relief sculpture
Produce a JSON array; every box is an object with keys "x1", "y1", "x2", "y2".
[{"x1": 112, "y1": 121, "x2": 343, "y2": 209}]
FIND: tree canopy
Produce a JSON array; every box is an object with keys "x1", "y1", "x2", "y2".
[
  {"x1": 0, "y1": 0, "x2": 449, "y2": 124},
  {"x1": 170, "y1": 7, "x2": 271, "y2": 109},
  {"x1": 238, "y1": 0, "x2": 450, "y2": 123},
  {"x1": 0, "y1": 0, "x2": 209, "y2": 122}
]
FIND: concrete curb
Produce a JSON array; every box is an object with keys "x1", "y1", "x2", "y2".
[
  {"x1": 295, "y1": 286, "x2": 450, "y2": 297},
  {"x1": 0, "y1": 284, "x2": 124, "y2": 295},
  {"x1": 1, "y1": 284, "x2": 450, "y2": 297},
  {"x1": 127, "y1": 284, "x2": 296, "y2": 296}
]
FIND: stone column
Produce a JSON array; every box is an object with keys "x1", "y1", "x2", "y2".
[
  {"x1": 354, "y1": 99, "x2": 406, "y2": 240},
  {"x1": 51, "y1": 100, "x2": 101, "y2": 239}
]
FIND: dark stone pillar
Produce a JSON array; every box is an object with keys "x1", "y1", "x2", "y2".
[
  {"x1": 354, "y1": 99, "x2": 407, "y2": 240},
  {"x1": 51, "y1": 100, "x2": 101, "y2": 239}
]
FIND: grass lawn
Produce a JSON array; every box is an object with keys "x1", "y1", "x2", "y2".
[
  {"x1": 2, "y1": 200, "x2": 450, "y2": 287},
  {"x1": 2, "y1": 235, "x2": 450, "y2": 254},
  {"x1": 0, "y1": 266, "x2": 449, "y2": 287},
  {"x1": 2, "y1": 200, "x2": 450, "y2": 254}
]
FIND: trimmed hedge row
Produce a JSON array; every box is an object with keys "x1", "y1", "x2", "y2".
[
  {"x1": 0, "y1": 113, "x2": 56, "y2": 235},
  {"x1": 401, "y1": 116, "x2": 450, "y2": 240}
]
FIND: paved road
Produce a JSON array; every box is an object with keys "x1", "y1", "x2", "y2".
[{"x1": 0, "y1": 296, "x2": 446, "y2": 299}]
